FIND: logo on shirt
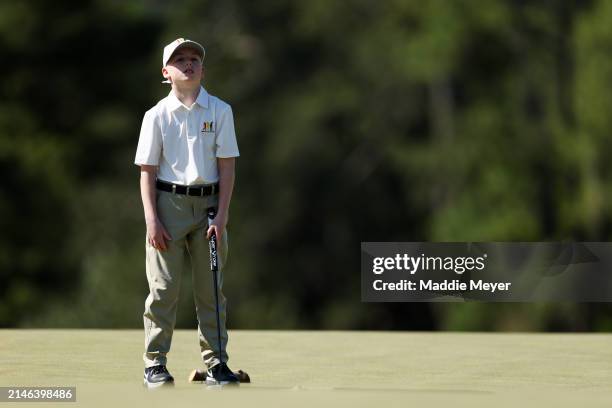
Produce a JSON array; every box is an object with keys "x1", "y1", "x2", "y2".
[{"x1": 201, "y1": 121, "x2": 215, "y2": 133}]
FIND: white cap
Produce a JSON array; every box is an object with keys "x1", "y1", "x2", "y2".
[{"x1": 162, "y1": 38, "x2": 205, "y2": 67}]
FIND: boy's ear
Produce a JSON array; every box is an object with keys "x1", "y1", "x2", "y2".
[{"x1": 161, "y1": 67, "x2": 170, "y2": 79}]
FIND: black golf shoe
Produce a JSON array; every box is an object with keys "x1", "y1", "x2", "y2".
[
  {"x1": 205, "y1": 363, "x2": 240, "y2": 386},
  {"x1": 143, "y1": 365, "x2": 175, "y2": 388}
]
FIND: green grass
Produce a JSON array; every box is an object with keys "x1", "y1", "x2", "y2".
[{"x1": 1, "y1": 330, "x2": 612, "y2": 407}]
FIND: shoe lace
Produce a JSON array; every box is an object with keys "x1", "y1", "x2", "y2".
[
  {"x1": 150, "y1": 365, "x2": 169, "y2": 375},
  {"x1": 208, "y1": 363, "x2": 227, "y2": 375}
]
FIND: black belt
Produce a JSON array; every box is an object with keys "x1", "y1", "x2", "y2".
[{"x1": 156, "y1": 179, "x2": 219, "y2": 196}]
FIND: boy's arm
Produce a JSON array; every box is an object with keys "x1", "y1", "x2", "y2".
[
  {"x1": 140, "y1": 165, "x2": 172, "y2": 250},
  {"x1": 207, "y1": 157, "x2": 235, "y2": 239}
]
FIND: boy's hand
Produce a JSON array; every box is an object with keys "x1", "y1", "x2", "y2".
[
  {"x1": 206, "y1": 213, "x2": 227, "y2": 240},
  {"x1": 146, "y1": 218, "x2": 172, "y2": 251}
]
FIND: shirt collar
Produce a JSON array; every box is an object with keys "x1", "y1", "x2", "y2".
[
  {"x1": 167, "y1": 86, "x2": 209, "y2": 111},
  {"x1": 195, "y1": 86, "x2": 209, "y2": 109}
]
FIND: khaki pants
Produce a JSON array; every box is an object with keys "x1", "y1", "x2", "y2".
[{"x1": 143, "y1": 189, "x2": 229, "y2": 369}]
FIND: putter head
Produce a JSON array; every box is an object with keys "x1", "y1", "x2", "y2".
[{"x1": 235, "y1": 369, "x2": 250, "y2": 383}]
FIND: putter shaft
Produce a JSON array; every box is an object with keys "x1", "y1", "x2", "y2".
[{"x1": 207, "y1": 209, "x2": 224, "y2": 365}]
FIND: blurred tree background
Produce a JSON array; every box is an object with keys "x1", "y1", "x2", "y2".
[{"x1": 2, "y1": 0, "x2": 612, "y2": 331}]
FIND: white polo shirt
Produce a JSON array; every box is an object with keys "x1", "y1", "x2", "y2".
[{"x1": 134, "y1": 86, "x2": 239, "y2": 185}]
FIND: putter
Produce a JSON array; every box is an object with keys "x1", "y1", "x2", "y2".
[
  {"x1": 207, "y1": 207, "x2": 224, "y2": 370},
  {"x1": 204, "y1": 208, "x2": 247, "y2": 386},
  {"x1": 188, "y1": 209, "x2": 249, "y2": 386}
]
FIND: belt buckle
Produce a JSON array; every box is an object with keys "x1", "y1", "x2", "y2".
[
  {"x1": 172, "y1": 184, "x2": 176, "y2": 194},
  {"x1": 186, "y1": 186, "x2": 191, "y2": 196},
  {"x1": 211, "y1": 184, "x2": 216, "y2": 195},
  {"x1": 200, "y1": 187, "x2": 205, "y2": 197}
]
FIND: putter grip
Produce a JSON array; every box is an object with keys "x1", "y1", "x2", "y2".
[
  {"x1": 209, "y1": 232, "x2": 218, "y2": 272},
  {"x1": 207, "y1": 207, "x2": 218, "y2": 273}
]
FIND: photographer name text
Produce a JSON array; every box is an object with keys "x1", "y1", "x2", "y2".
[{"x1": 372, "y1": 279, "x2": 511, "y2": 293}]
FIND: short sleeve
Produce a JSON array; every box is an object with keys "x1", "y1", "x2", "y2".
[
  {"x1": 215, "y1": 105, "x2": 240, "y2": 158},
  {"x1": 134, "y1": 109, "x2": 162, "y2": 165}
]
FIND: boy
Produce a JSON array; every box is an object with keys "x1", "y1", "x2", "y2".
[{"x1": 134, "y1": 38, "x2": 240, "y2": 388}]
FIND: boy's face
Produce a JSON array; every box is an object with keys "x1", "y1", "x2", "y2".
[{"x1": 162, "y1": 47, "x2": 204, "y2": 86}]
